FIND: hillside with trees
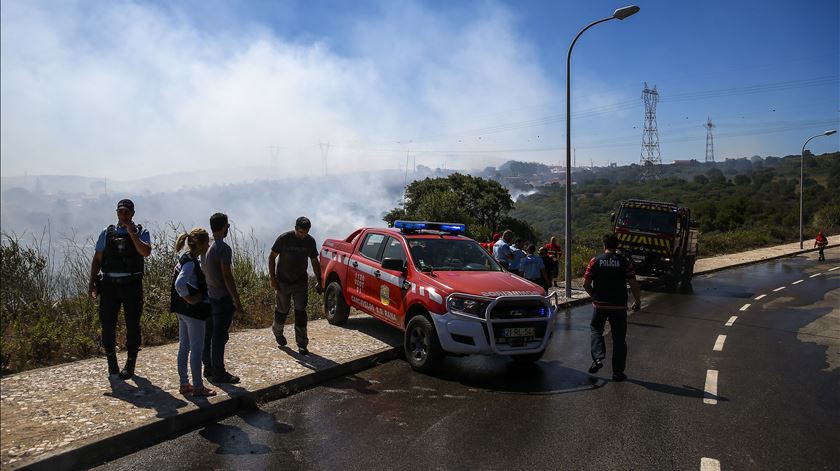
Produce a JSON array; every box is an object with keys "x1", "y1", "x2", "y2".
[{"x1": 512, "y1": 152, "x2": 840, "y2": 259}]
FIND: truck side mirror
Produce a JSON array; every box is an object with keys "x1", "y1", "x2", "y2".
[
  {"x1": 382, "y1": 257, "x2": 407, "y2": 272},
  {"x1": 690, "y1": 219, "x2": 700, "y2": 229},
  {"x1": 610, "y1": 212, "x2": 616, "y2": 223}
]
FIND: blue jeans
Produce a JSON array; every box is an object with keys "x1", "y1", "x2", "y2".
[
  {"x1": 177, "y1": 313, "x2": 205, "y2": 389},
  {"x1": 203, "y1": 296, "x2": 235, "y2": 373}
]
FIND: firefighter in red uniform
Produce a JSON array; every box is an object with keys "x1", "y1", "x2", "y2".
[{"x1": 814, "y1": 230, "x2": 828, "y2": 261}]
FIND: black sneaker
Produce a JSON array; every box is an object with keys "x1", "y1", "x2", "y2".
[
  {"x1": 212, "y1": 371, "x2": 240, "y2": 384},
  {"x1": 612, "y1": 372, "x2": 627, "y2": 382},
  {"x1": 298, "y1": 347, "x2": 309, "y2": 356},
  {"x1": 275, "y1": 335, "x2": 287, "y2": 347},
  {"x1": 588, "y1": 360, "x2": 603, "y2": 374}
]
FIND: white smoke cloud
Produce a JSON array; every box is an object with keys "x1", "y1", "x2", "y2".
[{"x1": 1, "y1": 0, "x2": 559, "y2": 180}]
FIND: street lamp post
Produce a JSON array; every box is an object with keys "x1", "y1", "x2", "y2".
[
  {"x1": 799, "y1": 129, "x2": 837, "y2": 248},
  {"x1": 564, "y1": 5, "x2": 640, "y2": 298}
]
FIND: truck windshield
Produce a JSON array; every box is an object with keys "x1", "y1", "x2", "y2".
[
  {"x1": 407, "y1": 238, "x2": 503, "y2": 271},
  {"x1": 616, "y1": 207, "x2": 677, "y2": 234}
]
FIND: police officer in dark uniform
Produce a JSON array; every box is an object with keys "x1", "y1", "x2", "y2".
[
  {"x1": 88, "y1": 199, "x2": 152, "y2": 379},
  {"x1": 582, "y1": 233, "x2": 641, "y2": 381}
]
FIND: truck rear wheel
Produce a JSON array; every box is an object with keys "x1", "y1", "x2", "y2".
[
  {"x1": 324, "y1": 281, "x2": 350, "y2": 325},
  {"x1": 404, "y1": 315, "x2": 444, "y2": 373}
]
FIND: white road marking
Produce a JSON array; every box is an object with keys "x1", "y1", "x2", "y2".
[
  {"x1": 704, "y1": 369, "x2": 719, "y2": 405},
  {"x1": 829, "y1": 266, "x2": 839, "y2": 271},
  {"x1": 740, "y1": 303, "x2": 751, "y2": 311},
  {"x1": 713, "y1": 335, "x2": 727, "y2": 351},
  {"x1": 810, "y1": 273, "x2": 821, "y2": 278},
  {"x1": 792, "y1": 279, "x2": 803, "y2": 285},
  {"x1": 725, "y1": 316, "x2": 737, "y2": 326},
  {"x1": 701, "y1": 457, "x2": 721, "y2": 471},
  {"x1": 754, "y1": 294, "x2": 766, "y2": 300},
  {"x1": 772, "y1": 286, "x2": 786, "y2": 292}
]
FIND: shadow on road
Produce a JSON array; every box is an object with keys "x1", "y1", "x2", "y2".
[
  {"x1": 340, "y1": 315, "x2": 404, "y2": 347},
  {"x1": 626, "y1": 377, "x2": 729, "y2": 402},
  {"x1": 105, "y1": 375, "x2": 189, "y2": 418},
  {"x1": 278, "y1": 345, "x2": 340, "y2": 371},
  {"x1": 432, "y1": 357, "x2": 607, "y2": 396}
]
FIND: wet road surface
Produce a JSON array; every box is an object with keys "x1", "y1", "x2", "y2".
[{"x1": 97, "y1": 249, "x2": 840, "y2": 470}]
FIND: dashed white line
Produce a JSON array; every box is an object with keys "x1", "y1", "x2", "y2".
[
  {"x1": 810, "y1": 273, "x2": 821, "y2": 278},
  {"x1": 713, "y1": 335, "x2": 727, "y2": 352},
  {"x1": 754, "y1": 294, "x2": 766, "y2": 300},
  {"x1": 704, "y1": 369, "x2": 719, "y2": 405},
  {"x1": 740, "y1": 303, "x2": 751, "y2": 311},
  {"x1": 701, "y1": 457, "x2": 721, "y2": 471},
  {"x1": 725, "y1": 316, "x2": 738, "y2": 326},
  {"x1": 792, "y1": 279, "x2": 803, "y2": 285},
  {"x1": 829, "y1": 266, "x2": 839, "y2": 272},
  {"x1": 772, "y1": 286, "x2": 786, "y2": 292}
]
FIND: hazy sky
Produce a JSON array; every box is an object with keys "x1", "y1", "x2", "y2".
[{"x1": 1, "y1": 0, "x2": 837, "y2": 179}]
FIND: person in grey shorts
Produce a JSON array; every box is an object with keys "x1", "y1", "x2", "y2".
[{"x1": 268, "y1": 217, "x2": 323, "y2": 355}]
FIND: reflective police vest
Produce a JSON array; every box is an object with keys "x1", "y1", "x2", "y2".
[{"x1": 102, "y1": 225, "x2": 145, "y2": 275}]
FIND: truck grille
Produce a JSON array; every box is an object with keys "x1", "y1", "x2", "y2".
[{"x1": 489, "y1": 300, "x2": 548, "y2": 319}]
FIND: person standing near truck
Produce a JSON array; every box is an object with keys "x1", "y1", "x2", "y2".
[
  {"x1": 583, "y1": 234, "x2": 642, "y2": 382},
  {"x1": 544, "y1": 236, "x2": 562, "y2": 287},
  {"x1": 493, "y1": 230, "x2": 514, "y2": 270},
  {"x1": 814, "y1": 230, "x2": 828, "y2": 261},
  {"x1": 521, "y1": 244, "x2": 549, "y2": 292},
  {"x1": 269, "y1": 217, "x2": 323, "y2": 355}
]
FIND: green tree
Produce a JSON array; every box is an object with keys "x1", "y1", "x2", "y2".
[{"x1": 384, "y1": 173, "x2": 532, "y2": 241}]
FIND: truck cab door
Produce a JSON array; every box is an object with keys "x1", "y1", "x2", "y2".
[
  {"x1": 376, "y1": 237, "x2": 409, "y2": 327},
  {"x1": 349, "y1": 232, "x2": 387, "y2": 311}
]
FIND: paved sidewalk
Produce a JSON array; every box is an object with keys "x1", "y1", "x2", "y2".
[{"x1": 0, "y1": 235, "x2": 835, "y2": 470}]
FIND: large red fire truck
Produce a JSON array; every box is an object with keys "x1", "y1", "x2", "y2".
[{"x1": 319, "y1": 221, "x2": 554, "y2": 372}]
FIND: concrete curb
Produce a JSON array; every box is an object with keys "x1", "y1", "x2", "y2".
[
  {"x1": 693, "y1": 243, "x2": 839, "y2": 276},
  {"x1": 13, "y1": 347, "x2": 401, "y2": 471}
]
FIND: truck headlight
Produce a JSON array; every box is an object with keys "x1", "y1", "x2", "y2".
[{"x1": 447, "y1": 297, "x2": 489, "y2": 317}]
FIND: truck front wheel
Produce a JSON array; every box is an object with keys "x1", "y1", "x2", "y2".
[
  {"x1": 404, "y1": 315, "x2": 444, "y2": 373},
  {"x1": 324, "y1": 281, "x2": 350, "y2": 325},
  {"x1": 680, "y1": 256, "x2": 696, "y2": 292}
]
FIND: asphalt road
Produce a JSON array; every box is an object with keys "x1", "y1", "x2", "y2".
[{"x1": 97, "y1": 248, "x2": 840, "y2": 471}]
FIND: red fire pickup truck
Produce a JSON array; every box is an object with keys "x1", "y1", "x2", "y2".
[{"x1": 320, "y1": 221, "x2": 555, "y2": 372}]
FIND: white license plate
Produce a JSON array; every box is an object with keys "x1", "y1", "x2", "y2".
[{"x1": 501, "y1": 327, "x2": 536, "y2": 338}]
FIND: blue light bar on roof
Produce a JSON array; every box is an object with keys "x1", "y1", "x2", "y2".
[{"x1": 394, "y1": 220, "x2": 466, "y2": 234}]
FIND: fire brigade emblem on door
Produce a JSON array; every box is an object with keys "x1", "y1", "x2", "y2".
[{"x1": 380, "y1": 285, "x2": 390, "y2": 306}]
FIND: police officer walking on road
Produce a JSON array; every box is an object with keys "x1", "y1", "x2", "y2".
[
  {"x1": 269, "y1": 217, "x2": 323, "y2": 355},
  {"x1": 583, "y1": 234, "x2": 641, "y2": 382},
  {"x1": 88, "y1": 199, "x2": 152, "y2": 379}
]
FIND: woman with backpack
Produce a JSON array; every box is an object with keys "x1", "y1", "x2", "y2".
[{"x1": 171, "y1": 228, "x2": 216, "y2": 397}]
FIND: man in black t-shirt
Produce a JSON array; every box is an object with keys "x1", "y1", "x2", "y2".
[
  {"x1": 583, "y1": 234, "x2": 642, "y2": 381},
  {"x1": 268, "y1": 217, "x2": 323, "y2": 355}
]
